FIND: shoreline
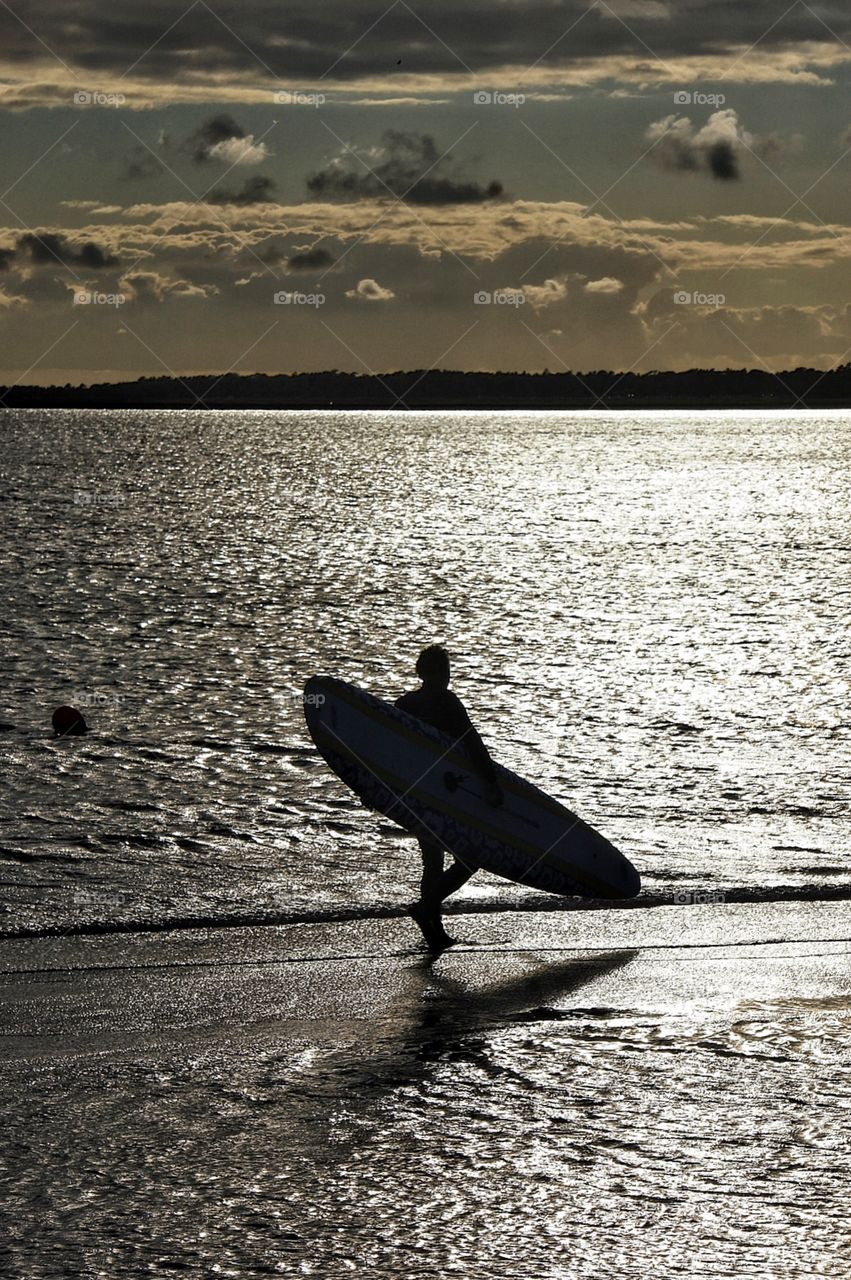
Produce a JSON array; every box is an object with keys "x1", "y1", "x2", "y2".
[{"x1": 4, "y1": 879, "x2": 851, "y2": 943}]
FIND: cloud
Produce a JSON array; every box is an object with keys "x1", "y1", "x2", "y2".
[
  {"x1": 584, "y1": 276, "x2": 625, "y2": 293},
  {"x1": 522, "y1": 278, "x2": 568, "y2": 308},
  {"x1": 288, "y1": 246, "x2": 335, "y2": 270},
  {"x1": 307, "y1": 130, "x2": 503, "y2": 205},
  {"x1": 123, "y1": 116, "x2": 269, "y2": 180},
  {"x1": 753, "y1": 131, "x2": 805, "y2": 162},
  {"x1": 1, "y1": 2, "x2": 850, "y2": 106},
  {"x1": 599, "y1": 0, "x2": 670, "y2": 15},
  {"x1": 640, "y1": 293, "x2": 851, "y2": 367},
  {"x1": 17, "y1": 232, "x2": 119, "y2": 267},
  {"x1": 208, "y1": 175, "x2": 277, "y2": 205},
  {"x1": 206, "y1": 135, "x2": 271, "y2": 166},
  {"x1": 124, "y1": 150, "x2": 165, "y2": 181},
  {"x1": 3, "y1": 195, "x2": 851, "y2": 378},
  {"x1": 646, "y1": 109, "x2": 753, "y2": 180},
  {"x1": 345, "y1": 277, "x2": 395, "y2": 301},
  {"x1": 123, "y1": 129, "x2": 171, "y2": 180},
  {"x1": 120, "y1": 270, "x2": 219, "y2": 301},
  {"x1": 0, "y1": 246, "x2": 15, "y2": 271},
  {"x1": 184, "y1": 114, "x2": 250, "y2": 164},
  {"x1": 65, "y1": 192, "x2": 851, "y2": 283}
]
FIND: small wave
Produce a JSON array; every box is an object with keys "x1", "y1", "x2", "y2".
[
  {"x1": 0, "y1": 846, "x2": 78, "y2": 865},
  {"x1": 650, "y1": 720, "x2": 703, "y2": 734},
  {"x1": 99, "y1": 833, "x2": 169, "y2": 848},
  {"x1": 103, "y1": 800, "x2": 161, "y2": 813}
]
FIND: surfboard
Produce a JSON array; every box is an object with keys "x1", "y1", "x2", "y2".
[{"x1": 303, "y1": 676, "x2": 640, "y2": 900}]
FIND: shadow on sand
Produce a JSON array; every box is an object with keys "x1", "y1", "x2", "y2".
[{"x1": 324, "y1": 949, "x2": 638, "y2": 1097}]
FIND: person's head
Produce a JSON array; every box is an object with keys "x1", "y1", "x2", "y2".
[{"x1": 416, "y1": 644, "x2": 450, "y2": 689}]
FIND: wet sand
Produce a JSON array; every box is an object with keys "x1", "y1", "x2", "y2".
[{"x1": 2, "y1": 901, "x2": 850, "y2": 1278}]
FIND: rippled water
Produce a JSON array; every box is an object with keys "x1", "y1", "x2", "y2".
[
  {"x1": 2, "y1": 409, "x2": 851, "y2": 1279},
  {"x1": 3, "y1": 936, "x2": 851, "y2": 1279},
  {"x1": 2, "y1": 408, "x2": 849, "y2": 933}
]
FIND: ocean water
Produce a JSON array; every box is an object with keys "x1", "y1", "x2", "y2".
[
  {"x1": 3, "y1": 408, "x2": 851, "y2": 1280},
  {"x1": 1, "y1": 408, "x2": 849, "y2": 934}
]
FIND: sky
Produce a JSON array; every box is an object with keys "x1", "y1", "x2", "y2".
[{"x1": 1, "y1": 0, "x2": 851, "y2": 384}]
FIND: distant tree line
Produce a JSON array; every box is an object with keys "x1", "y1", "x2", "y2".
[{"x1": 2, "y1": 365, "x2": 851, "y2": 408}]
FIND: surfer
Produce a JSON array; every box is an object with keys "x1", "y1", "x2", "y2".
[{"x1": 396, "y1": 645, "x2": 503, "y2": 949}]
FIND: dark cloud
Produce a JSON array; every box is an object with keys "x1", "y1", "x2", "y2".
[
  {"x1": 648, "y1": 113, "x2": 803, "y2": 184},
  {"x1": 121, "y1": 127, "x2": 171, "y2": 181},
  {"x1": 183, "y1": 114, "x2": 246, "y2": 164},
  {"x1": 17, "y1": 232, "x2": 119, "y2": 267},
  {"x1": 0, "y1": 3, "x2": 848, "y2": 84},
  {"x1": 122, "y1": 117, "x2": 265, "y2": 182},
  {"x1": 124, "y1": 152, "x2": 162, "y2": 180},
  {"x1": 208, "y1": 175, "x2": 277, "y2": 204},
  {"x1": 307, "y1": 131, "x2": 503, "y2": 205},
  {"x1": 707, "y1": 139, "x2": 738, "y2": 181},
  {"x1": 0, "y1": 246, "x2": 15, "y2": 270},
  {"x1": 124, "y1": 148, "x2": 167, "y2": 181},
  {"x1": 647, "y1": 111, "x2": 747, "y2": 181},
  {"x1": 258, "y1": 243, "x2": 287, "y2": 264},
  {"x1": 288, "y1": 246, "x2": 335, "y2": 270}
]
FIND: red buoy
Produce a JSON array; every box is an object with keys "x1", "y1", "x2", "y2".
[{"x1": 52, "y1": 705, "x2": 87, "y2": 736}]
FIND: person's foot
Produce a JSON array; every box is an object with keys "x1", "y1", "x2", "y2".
[{"x1": 408, "y1": 901, "x2": 456, "y2": 951}]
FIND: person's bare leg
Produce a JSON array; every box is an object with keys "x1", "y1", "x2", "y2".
[
  {"x1": 436, "y1": 857, "x2": 476, "y2": 903},
  {"x1": 419, "y1": 840, "x2": 444, "y2": 908},
  {"x1": 409, "y1": 839, "x2": 455, "y2": 949}
]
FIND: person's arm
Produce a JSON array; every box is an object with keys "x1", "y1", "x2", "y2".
[{"x1": 448, "y1": 694, "x2": 503, "y2": 805}]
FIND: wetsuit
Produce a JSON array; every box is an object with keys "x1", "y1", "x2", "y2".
[
  {"x1": 394, "y1": 686, "x2": 499, "y2": 786},
  {"x1": 395, "y1": 683, "x2": 499, "y2": 913}
]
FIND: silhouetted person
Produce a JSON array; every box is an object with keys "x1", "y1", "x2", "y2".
[
  {"x1": 395, "y1": 645, "x2": 502, "y2": 949},
  {"x1": 52, "y1": 705, "x2": 87, "y2": 737}
]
